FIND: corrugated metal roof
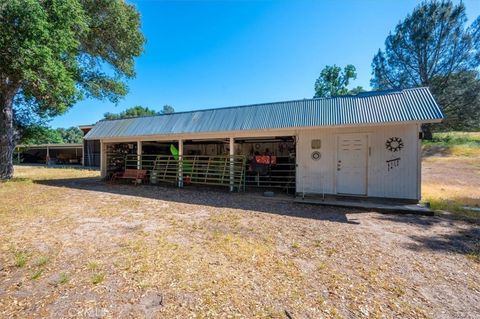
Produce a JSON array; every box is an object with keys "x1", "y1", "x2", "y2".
[{"x1": 84, "y1": 87, "x2": 443, "y2": 140}]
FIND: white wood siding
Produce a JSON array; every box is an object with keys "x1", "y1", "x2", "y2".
[
  {"x1": 97, "y1": 122, "x2": 422, "y2": 200},
  {"x1": 296, "y1": 124, "x2": 421, "y2": 200}
]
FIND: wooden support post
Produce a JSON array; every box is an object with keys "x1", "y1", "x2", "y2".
[
  {"x1": 178, "y1": 139, "x2": 183, "y2": 188},
  {"x1": 46, "y1": 145, "x2": 50, "y2": 165},
  {"x1": 81, "y1": 141, "x2": 85, "y2": 166},
  {"x1": 100, "y1": 141, "x2": 107, "y2": 178},
  {"x1": 137, "y1": 141, "x2": 142, "y2": 169},
  {"x1": 17, "y1": 146, "x2": 20, "y2": 163},
  {"x1": 229, "y1": 137, "x2": 234, "y2": 192}
]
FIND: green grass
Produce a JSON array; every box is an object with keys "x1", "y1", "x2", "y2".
[
  {"x1": 87, "y1": 261, "x2": 100, "y2": 271},
  {"x1": 427, "y1": 198, "x2": 480, "y2": 219},
  {"x1": 31, "y1": 269, "x2": 43, "y2": 280},
  {"x1": 423, "y1": 132, "x2": 480, "y2": 157},
  {"x1": 58, "y1": 272, "x2": 70, "y2": 284},
  {"x1": 423, "y1": 132, "x2": 480, "y2": 147},
  {"x1": 36, "y1": 256, "x2": 49, "y2": 267},
  {"x1": 91, "y1": 272, "x2": 105, "y2": 285},
  {"x1": 427, "y1": 198, "x2": 465, "y2": 213},
  {"x1": 14, "y1": 251, "x2": 29, "y2": 268}
]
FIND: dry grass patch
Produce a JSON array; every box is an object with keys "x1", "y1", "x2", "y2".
[
  {"x1": 1, "y1": 165, "x2": 479, "y2": 318},
  {"x1": 422, "y1": 154, "x2": 480, "y2": 217}
]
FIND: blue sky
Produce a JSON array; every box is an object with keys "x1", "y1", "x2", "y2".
[{"x1": 51, "y1": 0, "x2": 480, "y2": 128}]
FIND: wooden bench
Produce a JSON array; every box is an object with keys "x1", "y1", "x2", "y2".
[{"x1": 112, "y1": 169, "x2": 148, "y2": 185}]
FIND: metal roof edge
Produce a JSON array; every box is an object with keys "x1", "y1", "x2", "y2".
[
  {"x1": 84, "y1": 119, "x2": 440, "y2": 141},
  {"x1": 16, "y1": 143, "x2": 83, "y2": 148},
  {"x1": 93, "y1": 87, "x2": 430, "y2": 124}
]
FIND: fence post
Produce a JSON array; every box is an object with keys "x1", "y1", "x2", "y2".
[
  {"x1": 178, "y1": 139, "x2": 183, "y2": 188},
  {"x1": 229, "y1": 137, "x2": 234, "y2": 192},
  {"x1": 137, "y1": 141, "x2": 142, "y2": 169}
]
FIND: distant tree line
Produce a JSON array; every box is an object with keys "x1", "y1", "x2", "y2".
[
  {"x1": 314, "y1": 1, "x2": 480, "y2": 133},
  {"x1": 19, "y1": 104, "x2": 176, "y2": 145},
  {"x1": 20, "y1": 126, "x2": 84, "y2": 145},
  {"x1": 103, "y1": 104, "x2": 174, "y2": 120}
]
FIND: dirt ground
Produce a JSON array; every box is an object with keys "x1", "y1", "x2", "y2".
[{"x1": 0, "y1": 165, "x2": 479, "y2": 319}]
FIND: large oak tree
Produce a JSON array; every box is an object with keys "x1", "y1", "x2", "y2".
[{"x1": 0, "y1": 0, "x2": 145, "y2": 180}]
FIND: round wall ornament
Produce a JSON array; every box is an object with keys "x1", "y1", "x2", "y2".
[
  {"x1": 385, "y1": 137, "x2": 404, "y2": 152},
  {"x1": 311, "y1": 151, "x2": 321, "y2": 161}
]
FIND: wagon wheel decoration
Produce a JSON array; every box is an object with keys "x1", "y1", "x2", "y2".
[{"x1": 385, "y1": 137, "x2": 404, "y2": 152}]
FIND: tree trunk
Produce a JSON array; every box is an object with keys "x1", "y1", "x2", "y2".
[{"x1": 0, "y1": 88, "x2": 16, "y2": 180}]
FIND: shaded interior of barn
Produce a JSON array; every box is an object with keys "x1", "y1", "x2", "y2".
[{"x1": 104, "y1": 136, "x2": 296, "y2": 192}]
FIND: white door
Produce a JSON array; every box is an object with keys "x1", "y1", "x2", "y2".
[{"x1": 336, "y1": 134, "x2": 368, "y2": 195}]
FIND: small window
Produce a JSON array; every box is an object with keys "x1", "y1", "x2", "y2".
[{"x1": 311, "y1": 139, "x2": 321, "y2": 149}]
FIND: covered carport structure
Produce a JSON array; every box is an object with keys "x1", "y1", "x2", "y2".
[{"x1": 15, "y1": 143, "x2": 83, "y2": 165}]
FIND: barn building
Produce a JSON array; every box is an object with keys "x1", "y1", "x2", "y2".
[
  {"x1": 79, "y1": 125, "x2": 101, "y2": 167},
  {"x1": 84, "y1": 87, "x2": 443, "y2": 202}
]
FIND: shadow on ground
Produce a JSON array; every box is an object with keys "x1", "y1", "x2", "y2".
[
  {"x1": 422, "y1": 145, "x2": 453, "y2": 157},
  {"x1": 34, "y1": 176, "x2": 480, "y2": 258},
  {"x1": 375, "y1": 214, "x2": 480, "y2": 258},
  {"x1": 35, "y1": 177, "x2": 361, "y2": 225}
]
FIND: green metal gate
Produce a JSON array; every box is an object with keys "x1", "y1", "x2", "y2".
[{"x1": 124, "y1": 154, "x2": 246, "y2": 191}]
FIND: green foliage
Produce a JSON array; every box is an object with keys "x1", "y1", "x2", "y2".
[
  {"x1": 104, "y1": 105, "x2": 159, "y2": 120},
  {"x1": 371, "y1": 1, "x2": 478, "y2": 89},
  {"x1": 1, "y1": 0, "x2": 88, "y2": 116},
  {"x1": 371, "y1": 1, "x2": 480, "y2": 132},
  {"x1": 56, "y1": 127, "x2": 83, "y2": 143},
  {"x1": 1, "y1": 0, "x2": 144, "y2": 113},
  {"x1": 161, "y1": 104, "x2": 175, "y2": 114},
  {"x1": 20, "y1": 125, "x2": 63, "y2": 145},
  {"x1": 430, "y1": 71, "x2": 480, "y2": 131},
  {"x1": 423, "y1": 132, "x2": 480, "y2": 148},
  {"x1": 314, "y1": 65, "x2": 364, "y2": 98},
  {"x1": 0, "y1": 0, "x2": 145, "y2": 179},
  {"x1": 103, "y1": 104, "x2": 175, "y2": 119},
  {"x1": 422, "y1": 132, "x2": 480, "y2": 158},
  {"x1": 19, "y1": 125, "x2": 83, "y2": 144}
]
